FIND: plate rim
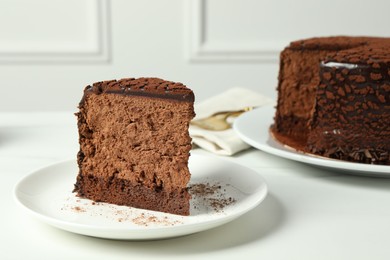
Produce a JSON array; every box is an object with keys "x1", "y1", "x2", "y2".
[
  {"x1": 233, "y1": 105, "x2": 390, "y2": 175},
  {"x1": 14, "y1": 153, "x2": 268, "y2": 239}
]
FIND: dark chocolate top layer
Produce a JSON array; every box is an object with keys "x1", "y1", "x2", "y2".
[
  {"x1": 289, "y1": 36, "x2": 390, "y2": 64},
  {"x1": 289, "y1": 36, "x2": 369, "y2": 51},
  {"x1": 81, "y1": 77, "x2": 194, "y2": 105}
]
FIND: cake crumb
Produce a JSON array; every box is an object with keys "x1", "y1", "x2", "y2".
[{"x1": 72, "y1": 206, "x2": 86, "y2": 213}]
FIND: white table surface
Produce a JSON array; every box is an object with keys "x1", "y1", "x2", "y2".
[{"x1": 2, "y1": 112, "x2": 390, "y2": 260}]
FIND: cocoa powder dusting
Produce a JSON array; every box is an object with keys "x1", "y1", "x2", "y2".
[
  {"x1": 131, "y1": 213, "x2": 181, "y2": 227},
  {"x1": 62, "y1": 179, "x2": 239, "y2": 227},
  {"x1": 72, "y1": 206, "x2": 86, "y2": 212},
  {"x1": 189, "y1": 182, "x2": 236, "y2": 213},
  {"x1": 209, "y1": 198, "x2": 236, "y2": 212},
  {"x1": 188, "y1": 183, "x2": 221, "y2": 196}
]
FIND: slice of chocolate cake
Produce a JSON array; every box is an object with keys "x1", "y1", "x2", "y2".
[{"x1": 74, "y1": 77, "x2": 195, "y2": 215}]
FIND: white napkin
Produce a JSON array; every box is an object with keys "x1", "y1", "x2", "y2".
[{"x1": 190, "y1": 88, "x2": 274, "y2": 156}]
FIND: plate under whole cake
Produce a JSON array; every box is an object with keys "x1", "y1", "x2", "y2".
[{"x1": 233, "y1": 105, "x2": 390, "y2": 177}]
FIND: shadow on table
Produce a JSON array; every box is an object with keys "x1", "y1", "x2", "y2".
[
  {"x1": 289, "y1": 162, "x2": 390, "y2": 192},
  {"x1": 0, "y1": 126, "x2": 23, "y2": 146},
  {"x1": 52, "y1": 193, "x2": 285, "y2": 255}
]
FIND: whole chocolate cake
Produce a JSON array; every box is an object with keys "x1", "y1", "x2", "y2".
[
  {"x1": 272, "y1": 36, "x2": 390, "y2": 165},
  {"x1": 74, "y1": 77, "x2": 195, "y2": 215}
]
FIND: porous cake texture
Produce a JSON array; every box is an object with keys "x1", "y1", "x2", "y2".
[
  {"x1": 74, "y1": 77, "x2": 195, "y2": 215},
  {"x1": 272, "y1": 36, "x2": 390, "y2": 165}
]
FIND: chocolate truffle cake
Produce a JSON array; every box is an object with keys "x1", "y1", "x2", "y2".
[
  {"x1": 74, "y1": 77, "x2": 195, "y2": 215},
  {"x1": 272, "y1": 36, "x2": 390, "y2": 165}
]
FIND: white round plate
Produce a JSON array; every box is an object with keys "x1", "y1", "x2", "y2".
[
  {"x1": 233, "y1": 105, "x2": 390, "y2": 177},
  {"x1": 14, "y1": 154, "x2": 267, "y2": 240}
]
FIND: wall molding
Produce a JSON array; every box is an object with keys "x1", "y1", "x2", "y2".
[
  {"x1": 0, "y1": 0, "x2": 110, "y2": 63},
  {"x1": 187, "y1": 0, "x2": 282, "y2": 63}
]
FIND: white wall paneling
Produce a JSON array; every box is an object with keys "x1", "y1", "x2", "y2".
[
  {"x1": 188, "y1": 0, "x2": 281, "y2": 62},
  {"x1": 0, "y1": 0, "x2": 109, "y2": 63},
  {"x1": 2, "y1": 0, "x2": 390, "y2": 111},
  {"x1": 188, "y1": 0, "x2": 390, "y2": 62}
]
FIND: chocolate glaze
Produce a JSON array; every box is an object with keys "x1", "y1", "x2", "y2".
[
  {"x1": 80, "y1": 77, "x2": 194, "y2": 106},
  {"x1": 274, "y1": 36, "x2": 390, "y2": 165}
]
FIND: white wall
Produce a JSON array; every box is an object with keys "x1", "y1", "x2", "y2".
[{"x1": 1, "y1": 0, "x2": 389, "y2": 111}]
